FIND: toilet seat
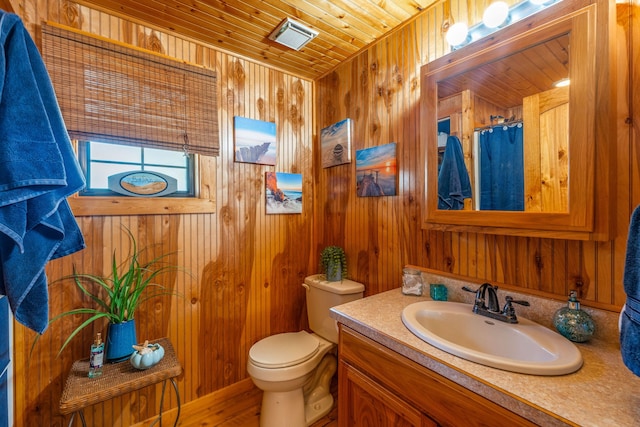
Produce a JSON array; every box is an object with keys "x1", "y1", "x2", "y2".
[{"x1": 249, "y1": 331, "x2": 319, "y2": 368}]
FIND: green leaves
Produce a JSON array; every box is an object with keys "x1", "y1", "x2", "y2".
[
  {"x1": 320, "y1": 246, "x2": 347, "y2": 279},
  {"x1": 37, "y1": 226, "x2": 182, "y2": 357}
]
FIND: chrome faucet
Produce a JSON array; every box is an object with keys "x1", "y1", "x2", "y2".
[{"x1": 462, "y1": 283, "x2": 530, "y2": 323}]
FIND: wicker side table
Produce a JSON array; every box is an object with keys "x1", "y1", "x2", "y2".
[{"x1": 59, "y1": 337, "x2": 182, "y2": 427}]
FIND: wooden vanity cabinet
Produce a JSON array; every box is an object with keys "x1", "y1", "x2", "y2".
[{"x1": 338, "y1": 325, "x2": 539, "y2": 427}]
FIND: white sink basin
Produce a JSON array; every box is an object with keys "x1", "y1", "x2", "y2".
[{"x1": 401, "y1": 301, "x2": 583, "y2": 375}]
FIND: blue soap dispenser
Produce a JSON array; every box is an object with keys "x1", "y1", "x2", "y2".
[{"x1": 553, "y1": 290, "x2": 595, "y2": 342}]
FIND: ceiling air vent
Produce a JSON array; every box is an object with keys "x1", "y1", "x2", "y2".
[{"x1": 268, "y1": 18, "x2": 319, "y2": 51}]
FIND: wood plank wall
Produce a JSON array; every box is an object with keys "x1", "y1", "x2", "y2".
[
  {"x1": 315, "y1": 0, "x2": 634, "y2": 311},
  {"x1": 12, "y1": 1, "x2": 314, "y2": 425},
  {"x1": 6, "y1": 0, "x2": 635, "y2": 426}
]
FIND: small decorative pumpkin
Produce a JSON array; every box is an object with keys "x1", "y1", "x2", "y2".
[{"x1": 129, "y1": 340, "x2": 165, "y2": 370}]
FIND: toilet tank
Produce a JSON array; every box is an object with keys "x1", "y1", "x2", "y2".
[{"x1": 303, "y1": 274, "x2": 365, "y2": 344}]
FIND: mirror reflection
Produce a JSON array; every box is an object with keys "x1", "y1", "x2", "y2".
[{"x1": 436, "y1": 33, "x2": 570, "y2": 212}]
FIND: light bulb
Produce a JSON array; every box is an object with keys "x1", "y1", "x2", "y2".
[
  {"x1": 553, "y1": 78, "x2": 570, "y2": 88},
  {"x1": 483, "y1": 2, "x2": 510, "y2": 28},
  {"x1": 446, "y1": 22, "x2": 469, "y2": 46}
]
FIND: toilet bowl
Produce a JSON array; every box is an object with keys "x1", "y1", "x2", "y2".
[
  {"x1": 247, "y1": 275, "x2": 365, "y2": 427},
  {"x1": 247, "y1": 331, "x2": 336, "y2": 426}
]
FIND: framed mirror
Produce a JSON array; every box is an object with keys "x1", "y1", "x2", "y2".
[{"x1": 421, "y1": 0, "x2": 603, "y2": 239}]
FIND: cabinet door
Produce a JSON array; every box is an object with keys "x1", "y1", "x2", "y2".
[
  {"x1": 339, "y1": 360, "x2": 437, "y2": 427},
  {"x1": 339, "y1": 326, "x2": 538, "y2": 427}
]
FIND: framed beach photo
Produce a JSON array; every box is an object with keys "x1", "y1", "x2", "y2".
[
  {"x1": 234, "y1": 116, "x2": 277, "y2": 165},
  {"x1": 265, "y1": 172, "x2": 303, "y2": 214},
  {"x1": 356, "y1": 142, "x2": 397, "y2": 197},
  {"x1": 320, "y1": 118, "x2": 352, "y2": 168}
]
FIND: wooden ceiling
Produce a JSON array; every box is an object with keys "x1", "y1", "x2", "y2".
[
  {"x1": 73, "y1": 0, "x2": 440, "y2": 80},
  {"x1": 437, "y1": 34, "x2": 570, "y2": 108}
]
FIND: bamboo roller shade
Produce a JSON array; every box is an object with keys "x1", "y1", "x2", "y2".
[{"x1": 41, "y1": 23, "x2": 219, "y2": 157}]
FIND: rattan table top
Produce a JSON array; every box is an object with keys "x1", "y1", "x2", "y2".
[{"x1": 59, "y1": 337, "x2": 181, "y2": 415}]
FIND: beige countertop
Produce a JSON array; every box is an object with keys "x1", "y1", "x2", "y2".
[{"x1": 329, "y1": 272, "x2": 640, "y2": 427}]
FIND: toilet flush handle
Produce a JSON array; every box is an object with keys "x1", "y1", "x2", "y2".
[{"x1": 302, "y1": 283, "x2": 310, "y2": 291}]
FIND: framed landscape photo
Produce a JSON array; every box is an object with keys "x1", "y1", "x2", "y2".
[
  {"x1": 355, "y1": 142, "x2": 397, "y2": 197},
  {"x1": 265, "y1": 172, "x2": 303, "y2": 214},
  {"x1": 320, "y1": 118, "x2": 352, "y2": 168},
  {"x1": 234, "y1": 116, "x2": 277, "y2": 165}
]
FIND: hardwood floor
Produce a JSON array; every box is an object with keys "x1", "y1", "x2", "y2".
[
  {"x1": 132, "y1": 378, "x2": 338, "y2": 427},
  {"x1": 310, "y1": 411, "x2": 338, "y2": 427}
]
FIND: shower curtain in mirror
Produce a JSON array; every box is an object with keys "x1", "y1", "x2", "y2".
[{"x1": 479, "y1": 123, "x2": 524, "y2": 211}]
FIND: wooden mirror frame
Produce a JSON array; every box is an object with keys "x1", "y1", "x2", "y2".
[{"x1": 420, "y1": 0, "x2": 613, "y2": 240}]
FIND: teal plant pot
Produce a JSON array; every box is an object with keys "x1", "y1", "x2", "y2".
[{"x1": 106, "y1": 320, "x2": 137, "y2": 362}]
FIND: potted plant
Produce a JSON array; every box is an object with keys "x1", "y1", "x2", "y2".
[
  {"x1": 45, "y1": 227, "x2": 180, "y2": 362},
  {"x1": 320, "y1": 246, "x2": 347, "y2": 282}
]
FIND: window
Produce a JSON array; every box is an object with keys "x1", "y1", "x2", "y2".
[
  {"x1": 78, "y1": 141, "x2": 195, "y2": 197},
  {"x1": 67, "y1": 144, "x2": 216, "y2": 216}
]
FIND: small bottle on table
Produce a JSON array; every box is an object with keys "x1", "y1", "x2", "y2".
[{"x1": 89, "y1": 332, "x2": 104, "y2": 378}]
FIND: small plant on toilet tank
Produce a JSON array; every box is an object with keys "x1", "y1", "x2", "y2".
[{"x1": 320, "y1": 246, "x2": 347, "y2": 281}]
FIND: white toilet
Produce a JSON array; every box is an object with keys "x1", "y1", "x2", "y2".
[{"x1": 247, "y1": 274, "x2": 365, "y2": 427}]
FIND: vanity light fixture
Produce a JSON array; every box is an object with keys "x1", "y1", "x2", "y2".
[
  {"x1": 447, "y1": 0, "x2": 562, "y2": 50},
  {"x1": 268, "y1": 18, "x2": 318, "y2": 51},
  {"x1": 445, "y1": 22, "x2": 469, "y2": 47},
  {"x1": 483, "y1": 2, "x2": 510, "y2": 28}
]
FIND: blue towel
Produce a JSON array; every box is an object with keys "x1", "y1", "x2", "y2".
[
  {"x1": 437, "y1": 135, "x2": 472, "y2": 210},
  {"x1": 621, "y1": 204, "x2": 640, "y2": 376},
  {"x1": 0, "y1": 11, "x2": 85, "y2": 333}
]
